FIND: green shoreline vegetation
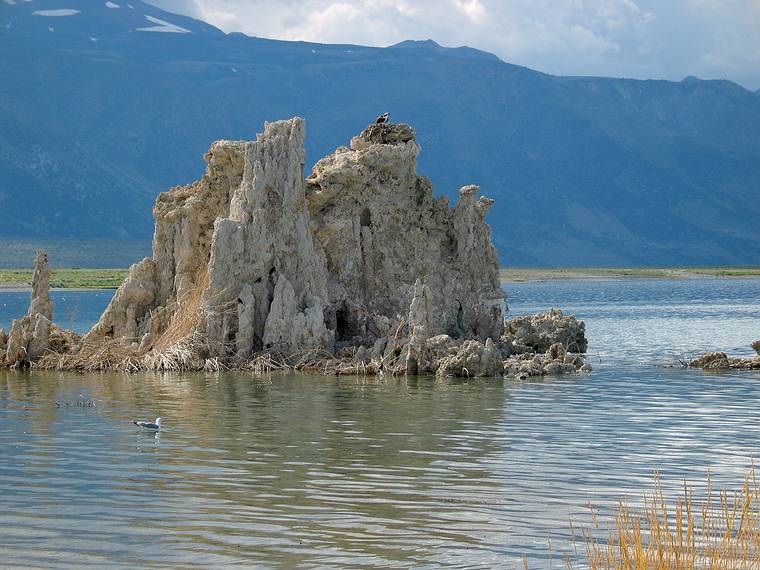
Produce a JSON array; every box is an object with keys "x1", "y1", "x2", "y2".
[
  {"x1": 0, "y1": 268, "x2": 128, "y2": 289},
  {"x1": 501, "y1": 266, "x2": 760, "y2": 282},
  {"x1": 1, "y1": 267, "x2": 760, "y2": 289}
]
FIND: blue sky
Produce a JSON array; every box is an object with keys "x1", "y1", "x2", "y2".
[{"x1": 149, "y1": 0, "x2": 760, "y2": 90}]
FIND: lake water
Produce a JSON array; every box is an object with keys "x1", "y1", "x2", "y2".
[{"x1": 1, "y1": 278, "x2": 759, "y2": 568}]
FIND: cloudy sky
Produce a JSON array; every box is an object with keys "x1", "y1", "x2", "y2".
[{"x1": 149, "y1": 0, "x2": 760, "y2": 89}]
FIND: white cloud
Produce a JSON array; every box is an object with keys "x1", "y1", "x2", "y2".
[
  {"x1": 683, "y1": 0, "x2": 760, "y2": 83},
  {"x1": 147, "y1": 0, "x2": 760, "y2": 89}
]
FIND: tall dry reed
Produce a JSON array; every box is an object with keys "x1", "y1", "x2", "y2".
[{"x1": 571, "y1": 466, "x2": 760, "y2": 569}]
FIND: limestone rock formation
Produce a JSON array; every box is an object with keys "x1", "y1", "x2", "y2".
[
  {"x1": 405, "y1": 278, "x2": 435, "y2": 375},
  {"x1": 30, "y1": 251, "x2": 53, "y2": 322},
  {"x1": 690, "y1": 351, "x2": 760, "y2": 370},
  {"x1": 3, "y1": 250, "x2": 54, "y2": 366},
  {"x1": 85, "y1": 258, "x2": 157, "y2": 346},
  {"x1": 79, "y1": 118, "x2": 505, "y2": 370},
  {"x1": 502, "y1": 309, "x2": 587, "y2": 355},
  {"x1": 84, "y1": 140, "x2": 246, "y2": 352},
  {"x1": 1, "y1": 121, "x2": 599, "y2": 379},
  {"x1": 503, "y1": 342, "x2": 591, "y2": 378},
  {"x1": 206, "y1": 119, "x2": 332, "y2": 359},
  {"x1": 690, "y1": 351, "x2": 730, "y2": 369},
  {"x1": 436, "y1": 338, "x2": 504, "y2": 378},
  {"x1": 4, "y1": 320, "x2": 26, "y2": 366},
  {"x1": 307, "y1": 124, "x2": 505, "y2": 345}
]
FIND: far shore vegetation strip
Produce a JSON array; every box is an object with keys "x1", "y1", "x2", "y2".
[
  {"x1": 0, "y1": 269, "x2": 129, "y2": 289},
  {"x1": 502, "y1": 266, "x2": 760, "y2": 282},
  {"x1": 1, "y1": 267, "x2": 760, "y2": 289}
]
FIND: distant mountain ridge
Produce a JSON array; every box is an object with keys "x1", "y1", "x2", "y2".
[{"x1": 2, "y1": 0, "x2": 760, "y2": 266}]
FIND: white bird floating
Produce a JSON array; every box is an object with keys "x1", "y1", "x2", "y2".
[{"x1": 133, "y1": 417, "x2": 163, "y2": 430}]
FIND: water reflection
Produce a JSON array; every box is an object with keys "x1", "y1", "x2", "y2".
[
  {"x1": 1, "y1": 278, "x2": 760, "y2": 567},
  {"x1": 2, "y1": 366, "x2": 760, "y2": 568}
]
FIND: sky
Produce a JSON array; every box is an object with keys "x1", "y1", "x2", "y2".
[{"x1": 148, "y1": 0, "x2": 760, "y2": 90}]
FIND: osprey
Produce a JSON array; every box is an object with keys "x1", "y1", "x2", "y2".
[{"x1": 375, "y1": 112, "x2": 389, "y2": 124}]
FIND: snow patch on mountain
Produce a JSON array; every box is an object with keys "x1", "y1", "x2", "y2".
[
  {"x1": 33, "y1": 9, "x2": 81, "y2": 17},
  {"x1": 136, "y1": 14, "x2": 190, "y2": 33}
]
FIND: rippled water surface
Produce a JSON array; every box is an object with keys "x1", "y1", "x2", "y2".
[
  {"x1": 1, "y1": 289, "x2": 113, "y2": 334},
  {"x1": 1, "y1": 278, "x2": 759, "y2": 568}
]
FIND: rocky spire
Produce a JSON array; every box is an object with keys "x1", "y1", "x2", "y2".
[{"x1": 4, "y1": 250, "x2": 54, "y2": 366}]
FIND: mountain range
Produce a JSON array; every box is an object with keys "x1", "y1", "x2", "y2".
[{"x1": 2, "y1": 0, "x2": 760, "y2": 267}]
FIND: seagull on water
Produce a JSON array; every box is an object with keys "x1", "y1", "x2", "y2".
[
  {"x1": 133, "y1": 417, "x2": 163, "y2": 430},
  {"x1": 375, "y1": 112, "x2": 389, "y2": 124}
]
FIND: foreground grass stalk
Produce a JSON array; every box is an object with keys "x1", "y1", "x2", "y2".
[{"x1": 574, "y1": 466, "x2": 760, "y2": 569}]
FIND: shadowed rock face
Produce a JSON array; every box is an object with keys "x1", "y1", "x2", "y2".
[{"x1": 83, "y1": 118, "x2": 506, "y2": 363}]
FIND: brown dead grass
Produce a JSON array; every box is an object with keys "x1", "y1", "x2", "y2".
[
  {"x1": 571, "y1": 467, "x2": 760, "y2": 569},
  {"x1": 36, "y1": 339, "x2": 142, "y2": 372},
  {"x1": 149, "y1": 266, "x2": 210, "y2": 355},
  {"x1": 34, "y1": 265, "x2": 219, "y2": 372}
]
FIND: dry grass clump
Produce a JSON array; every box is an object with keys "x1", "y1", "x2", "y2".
[
  {"x1": 292, "y1": 348, "x2": 365, "y2": 375},
  {"x1": 241, "y1": 349, "x2": 381, "y2": 376},
  {"x1": 141, "y1": 330, "x2": 207, "y2": 372},
  {"x1": 148, "y1": 266, "x2": 210, "y2": 355},
  {"x1": 573, "y1": 467, "x2": 760, "y2": 569},
  {"x1": 33, "y1": 266, "x2": 219, "y2": 373},
  {"x1": 242, "y1": 351, "x2": 290, "y2": 374},
  {"x1": 35, "y1": 338, "x2": 142, "y2": 372}
]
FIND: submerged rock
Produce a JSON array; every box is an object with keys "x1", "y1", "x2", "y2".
[{"x1": 75, "y1": 118, "x2": 505, "y2": 371}]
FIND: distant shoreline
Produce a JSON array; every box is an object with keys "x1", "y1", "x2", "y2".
[
  {"x1": 0, "y1": 268, "x2": 127, "y2": 290},
  {"x1": 2, "y1": 267, "x2": 760, "y2": 290},
  {"x1": 501, "y1": 267, "x2": 760, "y2": 282}
]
